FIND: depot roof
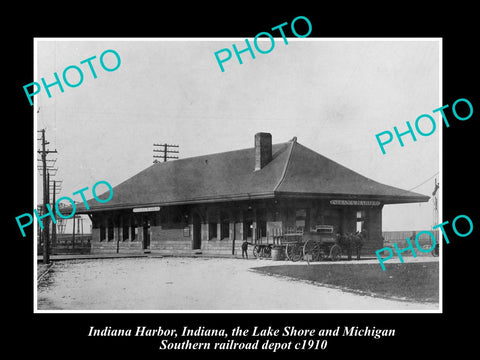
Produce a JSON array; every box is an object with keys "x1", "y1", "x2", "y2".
[{"x1": 76, "y1": 137, "x2": 429, "y2": 213}]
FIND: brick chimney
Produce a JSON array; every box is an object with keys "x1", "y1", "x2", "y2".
[{"x1": 254, "y1": 132, "x2": 272, "y2": 171}]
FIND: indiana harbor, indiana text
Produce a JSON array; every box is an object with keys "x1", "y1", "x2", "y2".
[{"x1": 88, "y1": 325, "x2": 395, "y2": 340}]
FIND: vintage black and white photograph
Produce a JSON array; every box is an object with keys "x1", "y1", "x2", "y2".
[{"x1": 34, "y1": 38, "x2": 441, "y2": 312}]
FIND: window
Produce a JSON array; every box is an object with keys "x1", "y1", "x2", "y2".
[
  {"x1": 356, "y1": 210, "x2": 366, "y2": 232},
  {"x1": 245, "y1": 220, "x2": 253, "y2": 239},
  {"x1": 257, "y1": 220, "x2": 267, "y2": 238},
  {"x1": 209, "y1": 222, "x2": 217, "y2": 240},
  {"x1": 356, "y1": 211, "x2": 365, "y2": 219},
  {"x1": 295, "y1": 208, "x2": 307, "y2": 232},
  {"x1": 100, "y1": 225, "x2": 106, "y2": 241},
  {"x1": 296, "y1": 209, "x2": 307, "y2": 218},
  {"x1": 107, "y1": 221, "x2": 114, "y2": 241},
  {"x1": 221, "y1": 221, "x2": 230, "y2": 240},
  {"x1": 123, "y1": 223, "x2": 129, "y2": 241},
  {"x1": 130, "y1": 220, "x2": 136, "y2": 241}
]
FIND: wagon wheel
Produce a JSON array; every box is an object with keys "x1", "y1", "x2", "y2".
[
  {"x1": 330, "y1": 244, "x2": 342, "y2": 261},
  {"x1": 285, "y1": 244, "x2": 290, "y2": 261},
  {"x1": 253, "y1": 245, "x2": 260, "y2": 258},
  {"x1": 262, "y1": 245, "x2": 272, "y2": 259},
  {"x1": 303, "y1": 240, "x2": 322, "y2": 264},
  {"x1": 287, "y1": 243, "x2": 303, "y2": 262},
  {"x1": 291, "y1": 243, "x2": 303, "y2": 262}
]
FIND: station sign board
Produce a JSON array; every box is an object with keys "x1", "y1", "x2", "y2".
[
  {"x1": 329, "y1": 200, "x2": 380, "y2": 206},
  {"x1": 133, "y1": 206, "x2": 161, "y2": 213}
]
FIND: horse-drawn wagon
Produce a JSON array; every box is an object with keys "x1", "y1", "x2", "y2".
[
  {"x1": 251, "y1": 224, "x2": 364, "y2": 263},
  {"x1": 283, "y1": 225, "x2": 342, "y2": 263}
]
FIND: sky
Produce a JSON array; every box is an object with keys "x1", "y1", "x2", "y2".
[{"x1": 35, "y1": 38, "x2": 441, "y2": 232}]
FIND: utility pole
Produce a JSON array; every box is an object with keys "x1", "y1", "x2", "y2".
[
  {"x1": 153, "y1": 143, "x2": 179, "y2": 163},
  {"x1": 37, "y1": 129, "x2": 57, "y2": 264},
  {"x1": 45, "y1": 172, "x2": 50, "y2": 263},
  {"x1": 51, "y1": 180, "x2": 57, "y2": 248},
  {"x1": 432, "y1": 178, "x2": 439, "y2": 227}
]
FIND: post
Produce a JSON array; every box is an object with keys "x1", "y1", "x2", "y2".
[
  {"x1": 80, "y1": 217, "x2": 84, "y2": 246},
  {"x1": 51, "y1": 180, "x2": 56, "y2": 248},
  {"x1": 37, "y1": 128, "x2": 57, "y2": 264},
  {"x1": 43, "y1": 170, "x2": 50, "y2": 264},
  {"x1": 72, "y1": 214, "x2": 76, "y2": 248},
  {"x1": 230, "y1": 209, "x2": 236, "y2": 255},
  {"x1": 117, "y1": 216, "x2": 120, "y2": 254},
  {"x1": 41, "y1": 130, "x2": 48, "y2": 263},
  {"x1": 38, "y1": 210, "x2": 43, "y2": 255}
]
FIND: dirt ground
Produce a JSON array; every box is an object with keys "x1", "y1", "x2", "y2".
[{"x1": 37, "y1": 256, "x2": 439, "y2": 311}]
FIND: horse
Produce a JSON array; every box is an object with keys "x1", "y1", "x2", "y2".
[
  {"x1": 335, "y1": 232, "x2": 353, "y2": 260},
  {"x1": 350, "y1": 230, "x2": 365, "y2": 260},
  {"x1": 336, "y1": 230, "x2": 366, "y2": 260}
]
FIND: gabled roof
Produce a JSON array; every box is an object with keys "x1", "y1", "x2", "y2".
[
  {"x1": 274, "y1": 142, "x2": 428, "y2": 202},
  {"x1": 77, "y1": 138, "x2": 429, "y2": 213}
]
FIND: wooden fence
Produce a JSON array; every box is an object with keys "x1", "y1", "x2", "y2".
[
  {"x1": 382, "y1": 230, "x2": 439, "y2": 255},
  {"x1": 38, "y1": 234, "x2": 92, "y2": 255}
]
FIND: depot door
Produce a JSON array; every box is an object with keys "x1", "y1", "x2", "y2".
[
  {"x1": 192, "y1": 213, "x2": 201, "y2": 250},
  {"x1": 143, "y1": 220, "x2": 150, "y2": 250}
]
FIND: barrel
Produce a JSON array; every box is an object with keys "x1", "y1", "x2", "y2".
[{"x1": 271, "y1": 246, "x2": 285, "y2": 261}]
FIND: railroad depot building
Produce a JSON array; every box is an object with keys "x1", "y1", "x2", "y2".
[{"x1": 77, "y1": 133, "x2": 429, "y2": 256}]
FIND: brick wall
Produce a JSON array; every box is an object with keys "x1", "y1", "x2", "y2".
[
  {"x1": 87, "y1": 201, "x2": 394, "y2": 257},
  {"x1": 202, "y1": 239, "x2": 242, "y2": 255},
  {"x1": 91, "y1": 227, "x2": 143, "y2": 253},
  {"x1": 361, "y1": 207, "x2": 383, "y2": 256},
  {"x1": 149, "y1": 224, "x2": 191, "y2": 252}
]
